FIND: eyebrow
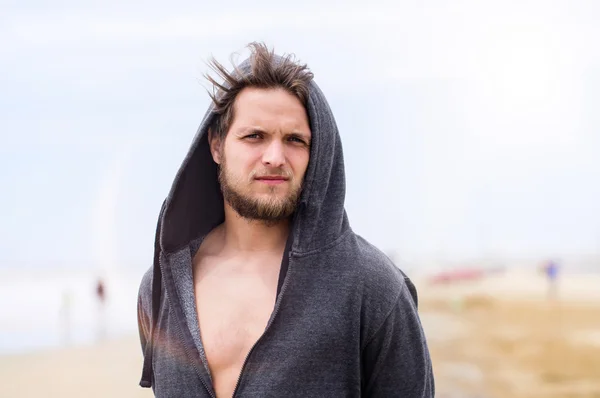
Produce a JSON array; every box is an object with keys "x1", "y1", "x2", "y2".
[
  {"x1": 239, "y1": 126, "x2": 267, "y2": 135},
  {"x1": 239, "y1": 126, "x2": 312, "y2": 143}
]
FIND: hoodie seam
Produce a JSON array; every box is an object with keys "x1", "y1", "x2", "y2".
[
  {"x1": 360, "y1": 288, "x2": 403, "y2": 353},
  {"x1": 291, "y1": 228, "x2": 352, "y2": 258}
]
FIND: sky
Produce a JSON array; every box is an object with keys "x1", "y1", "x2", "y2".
[{"x1": 2, "y1": 0, "x2": 600, "y2": 271}]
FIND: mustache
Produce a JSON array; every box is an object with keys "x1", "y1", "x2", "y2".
[{"x1": 250, "y1": 169, "x2": 293, "y2": 179}]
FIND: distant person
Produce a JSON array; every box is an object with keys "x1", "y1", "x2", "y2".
[
  {"x1": 544, "y1": 260, "x2": 560, "y2": 300},
  {"x1": 96, "y1": 278, "x2": 106, "y2": 304},
  {"x1": 137, "y1": 42, "x2": 434, "y2": 397},
  {"x1": 95, "y1": 278, "x2": 107, "y2": 340}
]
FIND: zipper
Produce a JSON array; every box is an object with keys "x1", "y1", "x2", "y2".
[
  {"x1": 161, "y1": 256, "x2": 217, "y2": 398},
  {"x1": 172, "y1": 314, "x2": 216, "y2": 398},
  {"x1": 192, "y1": 237, "x2": 216, "y2": 391},
  {"x1": 231, "y1": 252, "x2": 294, "y2": 397}
]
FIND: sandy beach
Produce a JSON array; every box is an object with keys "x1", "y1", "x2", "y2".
[
  {"x1": 0, "y1": 336, "x2": 152, "y2": 398},
  {"x1": 1, "y1": 270, "x2": 599, "y2": 398},
  {"x1": 418, "y1": 271, "x2": 600, "y2": 398},
  {"x1": 422, "y1": 299, "x2": 600, "y2": 398}
]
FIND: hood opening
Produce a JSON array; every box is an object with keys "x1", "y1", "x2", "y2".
[{"x1": 160, "y1": 80, "x2": 349, "y2": 257}]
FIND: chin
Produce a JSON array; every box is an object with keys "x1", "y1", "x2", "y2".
[
  {"x1": 253, "y1": 186, "x2": 288, "y2": 195},
  {"x1": 254, "y1": 193, "x2": 288, "y2": 203}
]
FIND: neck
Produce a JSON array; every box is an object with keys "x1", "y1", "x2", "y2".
[{"x1": 220, "y1": 202, "x2": 290, "y2": 253}]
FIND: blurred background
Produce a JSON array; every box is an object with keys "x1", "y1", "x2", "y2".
[{"x1": 1, "y1": 0, "x2": 599, "y2": 397}]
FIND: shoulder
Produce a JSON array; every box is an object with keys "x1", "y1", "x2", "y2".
[
  {"x1": 339, "y1": 233, "x2": 419, "y2": 341},
  {"x1": 345, "y1": 233, "x2": 412, "y2": 297},
  {"x1": 137, "y1": 266, "x2": 154, "y2": 314}
]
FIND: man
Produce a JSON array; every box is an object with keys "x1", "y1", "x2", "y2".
[
  {"x1": 138, "y1": 42, "x2": 434, "y2": 397},
  {"x1": 95, "y1": 277, "x2": 107, "y2": 341}
]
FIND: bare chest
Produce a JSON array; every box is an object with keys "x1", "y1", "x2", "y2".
[{"x1": 194, "y1": 263, "x2": 280, "y2": 397}]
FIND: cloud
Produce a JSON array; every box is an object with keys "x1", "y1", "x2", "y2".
[{"x1": 3, "y1": 5, "x2": 422, "y2": 47}]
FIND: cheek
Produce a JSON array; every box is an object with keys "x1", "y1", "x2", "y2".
[
  {"x1": 289, "y1": 150, "x2": 310, "y2": 178},
  {"x1": 223, "y1": 142, "x2": 253, "y2": 166},
  {"x1": 224, "y1": 145, "x2": 259, "y2": 173}
]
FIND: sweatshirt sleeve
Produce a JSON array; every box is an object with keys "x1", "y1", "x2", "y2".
[
  {"x1": 137, "y1": 293, "x2": 149, "y2": 353},
  {"x1": 137, "y1": 267, "x2": 153, "y2": 354},
  {"x1": 361, "y1": 278, "x2": 435, "y2": 397}
]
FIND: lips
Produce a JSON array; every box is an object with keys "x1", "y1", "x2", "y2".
[{"x1": 254, "y1": 175, "x2": 289, "y2": 185}]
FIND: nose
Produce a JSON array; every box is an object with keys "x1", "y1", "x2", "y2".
[{"x1": 262, "y1": 140, "x2": 286, "y2": 168}]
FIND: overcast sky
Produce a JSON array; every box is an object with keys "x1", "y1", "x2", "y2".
[{"x1": 2, "y1": 0, "x2": 600, "y2": 270}]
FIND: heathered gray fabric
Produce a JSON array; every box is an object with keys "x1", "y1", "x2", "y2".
[
  {"x1": 169, "y1": 240, "x2": 213, "y2": 384},
  {"x1": 138, "y1": 54, "x2": 435, "y2": 397}
]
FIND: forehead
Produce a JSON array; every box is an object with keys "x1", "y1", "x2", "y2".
[{"x1": 231, "y1": 87, "x2": 311, "y2": 135}]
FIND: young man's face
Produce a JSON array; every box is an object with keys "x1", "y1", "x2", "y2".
[{"x1": 211, "y1": 87, "x2": 312, "y2": 222}]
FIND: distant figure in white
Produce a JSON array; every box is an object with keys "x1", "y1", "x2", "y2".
[
  {"x1": 59, "y1": 289, "x2": 72, "y2": 346},
  {"x1": 95, "y1": 278, "x2": 107, "y2": 341}
]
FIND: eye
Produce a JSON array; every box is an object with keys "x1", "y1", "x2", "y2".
[
  {"x1": 288, "y1": 135, "x2": 308, "y2": 145},
  {"x1": 244, "y1": 133, "x2": 261, "y2": 140}
]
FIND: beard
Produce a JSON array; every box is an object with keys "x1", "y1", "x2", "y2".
[{"x1": 218, "y1": 156, "x2": 302, "y2": 224}]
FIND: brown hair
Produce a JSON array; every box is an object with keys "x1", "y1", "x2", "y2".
[{"x1": 205, "y1": 42, "x2": 314, "y2": 141}]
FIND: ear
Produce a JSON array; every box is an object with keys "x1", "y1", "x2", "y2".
[{"x1": 208, "y1": 128, "x2": 223, "y2": 165}]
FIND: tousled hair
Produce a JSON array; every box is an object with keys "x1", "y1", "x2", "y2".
[{"x1": 205, "y1": 42, "x2": 314, "y2": 141}]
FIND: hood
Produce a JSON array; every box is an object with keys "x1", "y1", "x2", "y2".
[{"x1": 160, "y1": 56, "x2": 350, "y2": 256}]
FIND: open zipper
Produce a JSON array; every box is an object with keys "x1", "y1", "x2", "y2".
[
  {"x1": 231, "y1": 251, "x2": 294, "y2": 397},
  {"x1": 161, "y1": 255, "x2": 217, "y2": 398},
  {"x1": 172, "y1": 311, "x2": 216, "y2": 397}
]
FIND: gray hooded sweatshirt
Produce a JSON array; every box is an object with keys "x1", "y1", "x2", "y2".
[{"x1": 137, "y1": 57, "x2": 435, "y2": 398}]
